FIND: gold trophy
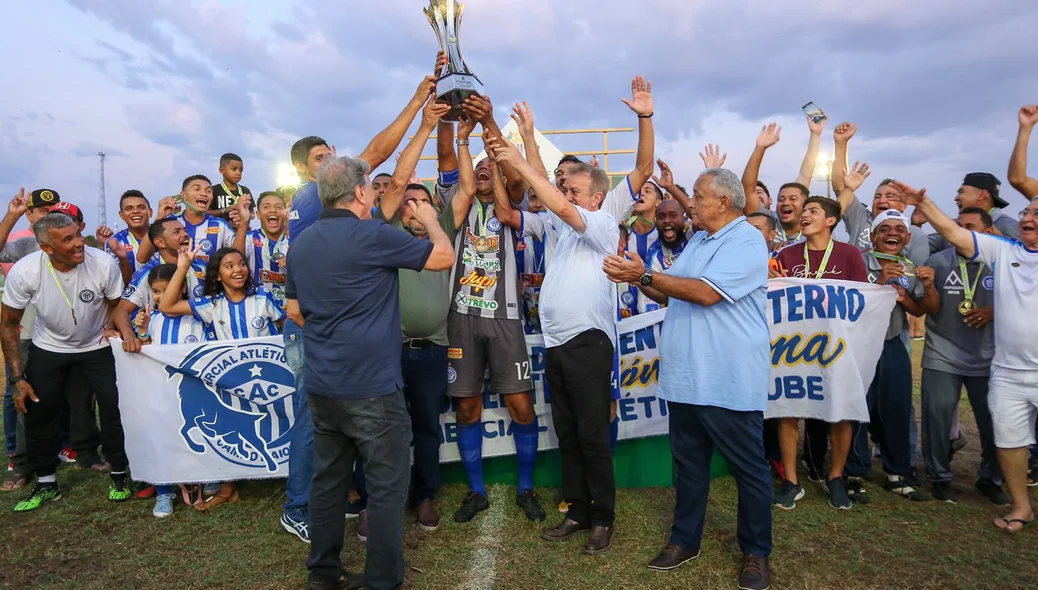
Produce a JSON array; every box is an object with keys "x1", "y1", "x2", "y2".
[{"x1": 424, "y1": 0, "x2": 483, "y2": 121}]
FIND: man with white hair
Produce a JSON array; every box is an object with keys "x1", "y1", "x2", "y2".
[
  {"x1": 896, "y1": 182, "x2": 1038, "y2": 533},
  {"x1": 603, "y1": 168, "x2": 772, "y2": 590}
]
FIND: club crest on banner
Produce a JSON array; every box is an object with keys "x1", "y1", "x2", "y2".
[{"x1": 166, "y1": 342, "x2": 295, "y2": 472}]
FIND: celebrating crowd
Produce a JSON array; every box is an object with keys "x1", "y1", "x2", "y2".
[{"x1": 2, "y1": 52, "x2": 1037, "y2": 589}]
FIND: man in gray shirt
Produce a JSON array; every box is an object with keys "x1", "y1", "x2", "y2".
[
  {"x1": 916, "y1": 173, "x2": 1020, "y2": 254},
  {"x1": 920, "y1": 208, "x2": 1010, "y2": 506}
]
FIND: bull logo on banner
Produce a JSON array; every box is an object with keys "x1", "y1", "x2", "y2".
[{"x1": 166, "y1": 342, "x2": 295, "y2": 472}]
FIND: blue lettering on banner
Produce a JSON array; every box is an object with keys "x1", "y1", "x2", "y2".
[
  {"x1": 771, "y1": 333, "x2": 846, "y2": 368},
  {"x1": 768, "y1": 375, "x2": 825, "y2": 401},
  {"x1": 619, "y1": 324, "x2": 658, "y2": 356},
  {"x1": 768, "y1": 285, "x2": 865, "y2": 325}
]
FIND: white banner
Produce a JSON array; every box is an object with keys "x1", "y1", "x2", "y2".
[
  {"x1": 764, "y1": 279, "x2": 897, "y2": 422},
  {"x1": 437, "y1": 309, "x2": 669, "y2": 462},
  {"x1": 114, "y1": 337, "x2": 296, "y2": 485}
]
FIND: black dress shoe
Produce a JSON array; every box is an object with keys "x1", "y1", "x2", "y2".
[
  {"x1": 307, "y1": 572, "x2": 364, "y2": 590},
  {"x1": 540, "y1": 517, "x2": 591, "y2": 542},
  {"x1": 738, "y1": 555, "x2": 771, "y2": 590},
  {"x1": 582, "y1": 525, "x2": 614, "y2": 555},
  {"x1": 647, "y1": 544, "x2": 701, "y2": 571}
]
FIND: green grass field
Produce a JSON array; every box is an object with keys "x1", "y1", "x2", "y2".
[{"x1": 2, "y1": 342, "x2": 1038, "y2": 589}]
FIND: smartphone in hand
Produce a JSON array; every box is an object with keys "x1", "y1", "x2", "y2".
[{"x1": 802, "y1": 102, "x2": 827, "y2": 124}]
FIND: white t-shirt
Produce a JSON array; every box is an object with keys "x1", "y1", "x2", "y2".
[
  {"x1": 2, "y1": 248, "x2": 124, "y2": 353},
  {"x1": 972, "y1": 232, "x2": 1038, "y2": 371},
  {"x1": 602, "y1": 174, "x2": 636, "y2": 226},
  {"x1": 534, "y1": 206, "x2": 620, "y2": 348}
]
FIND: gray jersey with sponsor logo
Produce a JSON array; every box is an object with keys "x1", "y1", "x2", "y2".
[
  {"x1": 445, "y1": 184, "x2": 522, "y2": 320},
  {"x1": 863, "y1": 251, "x2": 924, "y2": 341},
  {"x1": 921, "y1": 248, "x2": 994, "y2": 376},
  {"x1": 843, "y1": 195, "x2": 929, "y2": 266},
  {"x1": 928, "y1": 208, "x2": 1021, "y2": 254}
]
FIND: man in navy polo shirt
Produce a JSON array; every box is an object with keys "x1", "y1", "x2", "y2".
[
  {"x1": 279, "y1": 74, "x2": 437, "y2": 544},
  {"x1": 286, "y1": 154, "x2": 454, "y2": 590}
]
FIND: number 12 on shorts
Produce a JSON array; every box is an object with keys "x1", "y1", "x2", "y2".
[{"x1": 515, "y1": 361, "x2": 530, "y2": 380}]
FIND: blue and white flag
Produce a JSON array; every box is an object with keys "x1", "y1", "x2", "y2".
[
  {"x1": 113, "y1": 337, "x2": 296, "y2": 485},
  {"x1": 765, "y1": 279, "x2": 898, "y2": 422}
]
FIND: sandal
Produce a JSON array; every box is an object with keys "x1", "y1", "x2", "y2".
[
  {"x1": 1, "y1": 473, "x2": 29, "y2": 492},
  {"x1": 995, "y1": 517, "x2": 1035, "y2": 532},
  {"x1": 195, "y1": 483, "x2": 239, "y2": 511}
]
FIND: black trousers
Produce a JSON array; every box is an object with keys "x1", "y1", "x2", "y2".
[
  {"x1": 24, "y1": 344, "x2": 126, "y2": 478},
  {"x1": 545, "y1": 328, "x2": 615, "y2": 526}
]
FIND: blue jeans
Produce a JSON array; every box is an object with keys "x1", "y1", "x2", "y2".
[
  {"x1": 283, "y1": 321, "x2": 313, "y2": 517},
  {"x1": 401, "y1": 343, "x2": 448, "y2": 507},
  {"x1": 668, "y1": 401, "x2": 772, "y2": 557},
  {"x1": 307, "y1": 391, "x2": 412, "y2": 589}
]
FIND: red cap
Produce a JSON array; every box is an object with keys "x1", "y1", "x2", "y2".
[{"x1": 51, "y1": 201, "x2": 84, "y2": 223}]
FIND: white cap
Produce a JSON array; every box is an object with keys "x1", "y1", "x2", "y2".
[{"x1": 871, "y1": 209, "x2": 910, "y2": 234}]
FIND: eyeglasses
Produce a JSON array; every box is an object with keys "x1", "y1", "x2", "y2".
[{"x1": 1019, "y1": 210, "x2": 1038, "y2": 220}]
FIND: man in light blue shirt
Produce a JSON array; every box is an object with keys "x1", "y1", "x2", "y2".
[{"x1": 605, "y1": 168, "x2": 772, "y2": 590}]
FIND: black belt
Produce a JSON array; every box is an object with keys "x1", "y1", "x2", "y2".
[{"x1": 404, "y1": 339, "x2": 434, "y2": 349}]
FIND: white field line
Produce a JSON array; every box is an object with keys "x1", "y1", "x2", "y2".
[{"x1": 459, "y1": 489, "x2": 504, "y2": 590}]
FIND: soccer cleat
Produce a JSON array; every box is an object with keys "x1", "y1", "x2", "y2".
[
  {"x1": 281, "y1": 511, "x2": 311, "y2": 543},
  {"x1": 516, "y1": 490, "x2": 546, "y2": 521},
  {"x1": 846, "y1": 478, "x2": 870, "y2": 504},
  {"x1": 453, "y1": 491, "x2": 489, "y2": 523},
  {"x1": 136, "y1": 484, "x2": 156, "y2": 499},
  {"x1": 58, "y1": 448, "x2": 77, "y2": 463},
  {"x1": 153, "y1": 493, "x2": 176, "y2": 518},
  {"x1": 109, "y1": 474, "x2": 132, "y2": 502},
  {"x1": 932, "y1": 481, "x2": 958, "y2": 504},
  {"x1": 14, "y1": 482, "x2": 61, "y2": 512},
  {"x1": 824, "y1": 477, "x2": 852, "y2": 510},
  {"x1": 773, "y1": 480, "x2": 805, "y2": 510},
  {"x1": 885, "y1": 475, "x2": 930, "y2": 501}
]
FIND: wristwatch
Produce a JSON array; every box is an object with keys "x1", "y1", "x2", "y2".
[
  {"x1": 639, "y1": 269, "x2": 653, "y2": 286},
  {"x1": 7, "y1": 373, "x2": 26, "y2": 385}
]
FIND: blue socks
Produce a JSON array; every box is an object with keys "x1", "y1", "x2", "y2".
[
  {"x1": 610, "y1": 417, "x2": 619, "y2": 455},
  {"x1": 512, "y1": 419, "x2": 539, "y2": 494},
  {"x1": 457, "y1": 421, "x2": 486, "y2": 496}
]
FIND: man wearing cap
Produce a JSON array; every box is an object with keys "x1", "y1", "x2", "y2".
[
  {"x1": 897, "y1": 181, "x2": 1038, "y2": 532},
  {"x1": 916, "y1": 174, "x2": 1021, "y2": 255},
  {"x1": 845, "y1": 209, "x2": 938, "y2": 503},
  {"x1": 2, "y1": 212, "x2": 141, "y2": 512}
]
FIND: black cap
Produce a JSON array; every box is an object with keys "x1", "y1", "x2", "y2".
[
  {"x1": 962, "y1": 173, "x2": 1007, "y2": 209},
  {"x1": 26, "y1": 189, "x2": 61, "y2": 209}
]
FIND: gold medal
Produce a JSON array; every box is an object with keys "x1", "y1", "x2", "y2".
[
  {"x1": 958, "y1": 299, "x2": 976, "y2": 315},
  {"x1": 475, "y1": 237, "x2": 490, "y2": 253}
]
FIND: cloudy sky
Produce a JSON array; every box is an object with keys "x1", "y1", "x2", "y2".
[{"x1": 2, "y1": 0, "x2": 1036, "y2": 232}]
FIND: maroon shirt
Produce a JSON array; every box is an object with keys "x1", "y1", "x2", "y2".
[{"x1": 776, "y1": 240, "x2": 868, "y2": 283}]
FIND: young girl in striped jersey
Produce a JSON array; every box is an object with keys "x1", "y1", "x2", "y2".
[
  {"x1": 138, "y1": 263, "x2": 209, "y2": 518},
  {"x1": 159, "y1": 245, "x2": 285, "y2": 510}
]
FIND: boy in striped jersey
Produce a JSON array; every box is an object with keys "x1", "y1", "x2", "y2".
[
  {"x1": 135, "y1": 175, "x2": 250, "y2": 267},
  {"x1": 245, "y1": 192, "x2": 289, "y2": 306},
  {"x1": 106, "y1": 190, "x2": 155, "y2": 274}
]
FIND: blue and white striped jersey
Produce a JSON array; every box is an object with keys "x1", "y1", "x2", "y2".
[
  {"x1": 244, "y1": 229, "x2": 288, "y2": 306},
  {"x1": 121, "y1": 258, "x2": 207, "y2": 311},
  {"x1": 174, "y1": 212, "x2": 236, "y2": 264},
  {"x1": 147, "y1": 310, "x2": 208, "y2": 344},
  {"x1": 189, "y1": 288, "x2": 286, "y2": 340},
  {"x1": 105, "y1": 229, "x2": 158, "y2": 274}
]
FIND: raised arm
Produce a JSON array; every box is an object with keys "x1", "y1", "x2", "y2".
[
  {"x1": 358, "y1": 75, "x2": 436, "y2": 170},
  {"x1": 512, "y1": 101, "x2": 549, "y2": 186},
  {"x1": 448, "y1": 110, "x2": 480, "y2": 229},
  {"x1": 621, "y1": 76, "x2": 656, "y2": 195},
  {"x1": 230, "y1": 195, "x2": 252, "y2": 255},
  {"x1": 837, "y1": 161, "x2": 872, "y2": 215},
  {"x1": 412, "y1": 200, "x2": 455, "y2": 271},
  {"x1": 740, "y1": 124, "x2": 781, "y2": 215},
  {"x1": 794, "y1": 114, "x2": 826, "y2": 188},
  {"x1": 831, "y1": 122, "x2": 857, "y2": 197},
  {"x1": 159, "y1": 245, "x2": 201, "y2": 316},
  {"x1": 0, "y1": 190, "x2": 28, "y2": 249},
  {"x1": 1008, "y1": 105, "x2": 1038, "y2": 199},
  {"x1": 487, "y1": 136, "x2": 584, "y2": 232},
  {"x1": 380, "y1": 98, "x2": 450, "y2": 221},
  {"x1": 489, "y1": 154, "x2": 521, "y2": 230},
  {"x1": 654, "y1": 159, "x2": 692, "y2": 217},
  {"x1": 893, "y1": 181, "x2": 975, "y2": 258}
]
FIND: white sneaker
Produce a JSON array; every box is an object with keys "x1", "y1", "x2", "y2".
[{"x1": 153, "y1": 493, "x2": 175, "y2": 518}]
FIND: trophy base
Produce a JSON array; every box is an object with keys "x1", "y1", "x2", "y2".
[{"x1": 436, "y1": 73, "x2": 484, "y2": 122}]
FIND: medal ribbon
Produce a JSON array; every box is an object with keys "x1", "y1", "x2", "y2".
[
  {"x1": 474, "y1": 201, "x2": 494, "y2": 238},
  {"x1": 804, "y1": 240, "x2": 834, "y2": 280},
  {"x1": 958, "y1": 258, "x2": 981, "y2": 304},
  {"x1": 47, "y1": 260, "x2": 78, "y2": 326}
]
